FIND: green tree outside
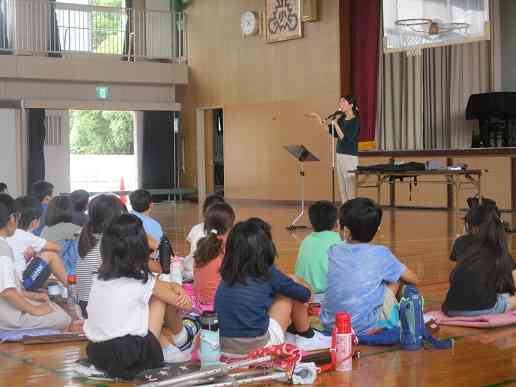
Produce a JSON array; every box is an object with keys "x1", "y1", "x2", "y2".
[
  {"x1": 70, "y1": 110, "x2": 134, "y2": 155},
  {"x1": 90, "y1": 0, "x2": 125, "y2": 55}
]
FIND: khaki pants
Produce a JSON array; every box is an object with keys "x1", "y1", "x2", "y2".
[{"x1": 336, "y1": 154, "x2": 358, "y2": 203}]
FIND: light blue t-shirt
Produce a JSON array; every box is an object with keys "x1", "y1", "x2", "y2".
[
  {"x1": 320, "y1": 243, "x2": 406, "y2": 335},
  {"x1": 130, "y1": 211, "x2": 163, "y2": 243}
]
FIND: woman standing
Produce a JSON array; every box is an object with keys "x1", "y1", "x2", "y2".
[{"x1": 323, "y1": 95, "x2": 360, "y2": 204}]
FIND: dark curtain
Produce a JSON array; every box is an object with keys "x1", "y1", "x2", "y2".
[
  {"x1": 142, "y1": 111, "x2": 178, "y2": 190},
  {"x1": 343, "y1": 0, "x2": 380, "y2": 143},
  {"x1": 27, "y1": 109, "x2": 47, "y2": 190},
  {"x1": 48, "y1": 0, "x2": 61, "y2": 57},
  {"x1": 122, "y1": 0, "x2": 134, "y2": 60},
  {"x1": 0, "y1": 0, "x2": 9, "y2": 51}
]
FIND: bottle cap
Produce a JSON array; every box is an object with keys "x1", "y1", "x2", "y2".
[
  {"x1": 335, "y1": 312, "x2": 351, "y2": 333},
  {"x1": 67, "y1": 274, "x2": 77, "y2": 285}
]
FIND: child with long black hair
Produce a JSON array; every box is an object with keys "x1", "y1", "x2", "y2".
[
  {"x1": 85, "y1": 214, "x2": 193, "y2": 379},
  {"x1": 193, "y1": 202, "x2": 235, "y2": 309},
  {"x1": 442, "y1": 201, "x2": 516, "y2": 316},
  {"x1": 214, "y1": 218, "x2": 330, "y2": 356}
]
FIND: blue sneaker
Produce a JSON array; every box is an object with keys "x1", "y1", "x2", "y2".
[{"x1": 178, "y1": 316, "x2": 201, "y2": 352}]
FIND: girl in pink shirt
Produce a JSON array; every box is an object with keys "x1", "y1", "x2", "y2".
[{"x1": 193, "y1": 203, "x2": 235, "y2": 310}]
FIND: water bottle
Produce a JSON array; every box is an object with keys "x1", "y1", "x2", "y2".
[
  {"x1": 159, "y1": 236, "x2": 173, "y2": 275},
  {"x1": 67, "y1": 274, "x2": 80, "y2": 320},
  {"x1": 199, "y1": 312, "x2": 220, "y2": 368},
  {"x1": 332, "y1": 312, "x2": 353, "y2": 372},
  {"x1": 170, "y1": 256, "x2": 183, "y2": 285},
  {"x1": 400, "y1": 285, "x2": 424, "y2": 351}
]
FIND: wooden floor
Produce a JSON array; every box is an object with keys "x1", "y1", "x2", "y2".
[{"x1": 1, "y1": 202, "x2": 516, "y2": 387}]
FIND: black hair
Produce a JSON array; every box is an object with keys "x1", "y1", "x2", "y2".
[
  {"x1": 451, "y1": 202, "x2": 515, "y2": 295},
  {"x1": 339, "y1": 198, "x2": 382, "y2": 243},
  {"x1": 0, "y1": 193, "x2": 16, "y2": 229},
  {"x1": 71, "y1": 189, "x2": 89, "y2": 213},
  {"x1": 78, "y1": 194, "x2": 126, "y2": 257},
  {"x1": 309, "y1": 201, "x2": 337, "y2": 232},
  {"x1": 194, "y1": 202, "x2": 235, "y2": 268},
  {"x1": 220, "y1": 218, "x2": 277, "y2": 286},
  {"x1": 129, "y1": 189, "x2": 152, "y2": 213},
  {"x1": 0, "y1": 182, "x2": 7, "y2": 193},
  {"x1": 14, "y1": 196, "x2": 42, "y2": 230},
  {"x1": 46, "y1": 195, "x2": 73, "y2": 226},
  {"x1": 465, "y1": 197, "x2": 501, "y2": 234},
  {"x1": 30, "y1": 180, "x2": 54, "y2": 202},
  {"x1": 202, "y1": 193, "x2": 226, "y2": 217},
  {"x1": 98, "y1": 214, "x2": 150, "y2": 282},
  {"x1": 341, "y1": 95, "x2": 360, "y2": 117}
]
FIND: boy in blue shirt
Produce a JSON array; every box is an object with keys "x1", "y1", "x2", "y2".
[
  {"x1": 129, "y1": 189, "x2": 163, "y2": 244},
  {"x1": 295, "y1": 201, "x2": 340, "y2": 301},
  {"x1": 321, "y1": 198, "x2": 419, "y2": 335}
]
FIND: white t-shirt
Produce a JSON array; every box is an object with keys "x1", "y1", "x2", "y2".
[
  {"x1": 0, "y1": 238, "x2": 25, "y2": 329},
  {"x1": 84, "y1": 275, "x2": 156, "y2": 342},
  {"x1": 6, "y1": 229, "x2": 47, "y2": 278},
  {"x1": 184, "y1": 223, "x2": 205, "y2": 276}
]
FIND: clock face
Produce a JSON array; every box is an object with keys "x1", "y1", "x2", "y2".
[{"x1": 241, "y1": 11, "x2": 258, "y2": 36}]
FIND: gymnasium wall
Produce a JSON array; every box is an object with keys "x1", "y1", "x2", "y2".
[
  {"x1": 501, "y1": 0, "x2": 516, "y2": 91},
  {"x1": 179, "y1": 0, "x2": 350, "y2": 201}
]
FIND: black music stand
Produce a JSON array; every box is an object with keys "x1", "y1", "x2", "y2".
[{"x1": 284, "y1": 145, "x2": 319, "y2": 230}]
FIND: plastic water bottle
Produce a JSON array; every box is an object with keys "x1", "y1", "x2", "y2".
[
  {"x1": 67, "y1": 274, "x2": 80, "y2": 320},
  {"x1": 400, "y1": 285, "x2": 424, "y2": 350},
  {"x1": 333, "y1": 312, "x2": 353, "y2": 372},
  {"x1": 199, "y1": 312, "x2": 220, "y2": 368},
  {"x1": 170, "y1": 256, "x2": 183, "y2": 285}
]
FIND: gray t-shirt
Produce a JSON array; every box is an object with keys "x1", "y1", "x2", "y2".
[{"x1": 41, "y1": 222, "x2": 81, "y2": 241}]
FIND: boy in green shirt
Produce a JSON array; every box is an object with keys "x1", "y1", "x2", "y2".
[{"x1": 295, "y1": 201, "x2": 341, "y2": 301}]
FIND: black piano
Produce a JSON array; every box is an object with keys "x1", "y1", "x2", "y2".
[{"x1": 466, "y1": 92, "x2": 516, "y2": 147}]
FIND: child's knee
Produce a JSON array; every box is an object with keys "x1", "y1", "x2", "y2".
[{"x1": 39, "y1": 251, "x2": 59, "y2": 263}]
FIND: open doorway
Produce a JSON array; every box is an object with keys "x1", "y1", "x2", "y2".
[
  {"x1": 69, "y1": 110, "x2": 137, "y2": 194},
  {"x1": 196, "y1": 107, "x2": 224, "y2": 208}
]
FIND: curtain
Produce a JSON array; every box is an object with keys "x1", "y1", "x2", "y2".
[
  {"x1": 142, "y1": 111, "x2": 177, "y2": 190},
  {"x1": 27, "y1": 109, "x2": 46, "y2": 190},
  {"x1": 48, "y1": 0, "x2": 61, "y2": 57},
  {"x1": 0, "y1": 0, "x2": 9, "y2": 50},
  {"x1": 122, "y1": 0, "x2": 134, "y2": 60},
  {"x1": 349, "y1": 0, "x2": 380, "y2": 142},
  {"x1": 376, "y1": 0, "x2": 500, "y2": 150}
]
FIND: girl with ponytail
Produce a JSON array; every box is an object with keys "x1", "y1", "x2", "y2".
[
  {"x1": 193, "y1": 202, "x2": 235, "y2": 309},
  {"x1": 442, "y1": 200, "x2": 516, "y2": 316}
]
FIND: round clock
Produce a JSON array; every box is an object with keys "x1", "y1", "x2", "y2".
[{"x1": 241, "y1": 11, "x2": 259, "y2": 36}]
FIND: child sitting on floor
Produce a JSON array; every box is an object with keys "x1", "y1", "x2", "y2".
[
  {"x1": 294, "y1": 201, "x2": 340, "y2": 302},
  {"x1": 0, "y1": 193, "x2": 71, "y2": 331},
  {"x1": 184, "y1": 193, "x2": 226, "y2": 279},
  {"x1": 321, "y1": 198, "x2": 419, "y2": 335},
  {"x1": 442, "y1": 201, "x2": 516, "y2": 316},
  {"x1": 130, "y1": 189, "x2": 164, "y2": 245},
  {"x1": 6, "y1": 196, "x2": 67, "y2": 290},
  {"x1": 84, "y1": 214, "x2": 193, "y2": 380},
  {"x1": 30, "y1": 180, "x2": 54, "y2": 236},
  {"x1": 76, "y1": 194, "x2": 125, "y2": 317},
  {"x1": 215, "y1": 218, "x2": 330, "y2": 356},
  {"x1": 193, "y1": 202, "x2": 235, "y2": 311}
]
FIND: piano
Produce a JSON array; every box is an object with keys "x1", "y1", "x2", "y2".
[{"x1": 466, "y1": 92, "x2": 516, "y2": 147}]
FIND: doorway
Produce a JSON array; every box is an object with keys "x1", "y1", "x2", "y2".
[{"x1": 196, "y1": 106, "x2": 224, "y2": 209}]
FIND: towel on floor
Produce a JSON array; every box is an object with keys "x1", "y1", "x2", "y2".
[
  {"x1": 0, "y1": 328, "x2": 59, "y2": 343},
  {"x1": 425, "y1": 311, "x2": 516, "y2": 328}
]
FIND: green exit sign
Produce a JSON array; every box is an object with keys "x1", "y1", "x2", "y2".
[{"x1": 96, "y1": 86, "x2": 110, "y2": 100}]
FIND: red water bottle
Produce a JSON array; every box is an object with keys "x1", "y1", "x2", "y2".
[{"x1": 332, "y1": 312, "x2": 353, "y2": 372}]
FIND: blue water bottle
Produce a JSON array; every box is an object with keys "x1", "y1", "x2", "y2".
[
  {"x1": 199, "y1": 312, "x2": 220, "y2": 368},
  {"x1": 400, "y1": 285, "x2": 424, "y2": 350}
]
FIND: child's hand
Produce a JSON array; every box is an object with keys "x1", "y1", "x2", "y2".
[
  {"x1": 30, "y1": 292, "x2": 49, "y2": 303},
  {"x1": 24, "y1": 247, "x2": 36, "y2": 260},
  {"x1": 31, "y1": 303, "x2": 54, "y2": 316},
  {"x1": 148, "y1": 259, "x2": 162, "y2": 274},
  {"x1": 169, "y1": 284, "x2": 191, "y2": 309}
]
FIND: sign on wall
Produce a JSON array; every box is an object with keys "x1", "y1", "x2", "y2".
[{"x1": 265, "y1": 0, "x2": 303, "y2": 43}]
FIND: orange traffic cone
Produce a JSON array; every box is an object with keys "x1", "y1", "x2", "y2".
[{"x1": 119, "y1": 177, "x2": 127, "y2": 205}]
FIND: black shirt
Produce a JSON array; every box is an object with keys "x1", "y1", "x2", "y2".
[
  {"x1": 449, "y1": 234, "x2": 477, "y2": 261},
  {"x1": 328, "y1": 116, "x2": 359, "y2": 156}
]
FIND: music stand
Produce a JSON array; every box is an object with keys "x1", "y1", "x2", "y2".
[{"x1": 284, "y1": 145, "x2": 320, "y2": 230}]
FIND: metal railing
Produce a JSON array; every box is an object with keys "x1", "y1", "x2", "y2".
[{"x1": 0, "y1": 0, "x2": 187, "y2": 62}]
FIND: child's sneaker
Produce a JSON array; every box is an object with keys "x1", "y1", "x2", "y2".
[
  {"x1": 295, "y1": 329, "x2": 331, "y2": 351},
  {"x1": 178, "y1": 316, "x2": 201, "y2": 351},
  {"x1": 163, "y1": 344, "x2": 191, "y2": 363}
]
